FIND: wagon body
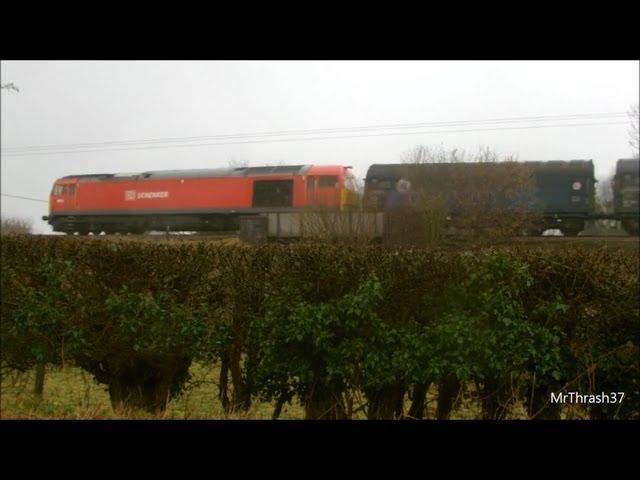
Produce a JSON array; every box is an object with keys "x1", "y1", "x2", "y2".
[
  {"x1": 613, "y1": 158, "x2": 640, "y2": 234},
  {"x1": 363, "y1": 160, "x2": 596, "y2": 235}
]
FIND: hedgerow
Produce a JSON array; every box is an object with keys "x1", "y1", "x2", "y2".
[{"x1": 1, "y1": 236, "x2": 637, "y2": 418}]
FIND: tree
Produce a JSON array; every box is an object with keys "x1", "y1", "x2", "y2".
[
  {"x1": 595, "y1": 174, "x2": 614, "y2": 213},
  {"x1": 227, "y1": 157, "x2": 249, "y2": 169}
]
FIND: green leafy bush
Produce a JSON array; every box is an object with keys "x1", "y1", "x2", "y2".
[{"x1": 1, "y1": 236, "x2": 637, "y2": 418}]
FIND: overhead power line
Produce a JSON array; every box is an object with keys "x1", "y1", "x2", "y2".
[
  {"x1": 0, "y1": 112, "x2": 628, "y2": 155},
  {"x1": 0, "y1": 120, "x2": 628, "y2": 157},
  {"x1": 1, "y1": 193, "x2": 48, "y2": 203}
]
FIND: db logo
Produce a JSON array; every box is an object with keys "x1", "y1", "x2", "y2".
[{"x1": 125, "y1": 190, "x2": 136, "y2": 201}]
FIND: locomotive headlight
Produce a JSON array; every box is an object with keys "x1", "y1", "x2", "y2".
[{"x1": 572, "y1": 181, "x2": 582, "y2": 191}]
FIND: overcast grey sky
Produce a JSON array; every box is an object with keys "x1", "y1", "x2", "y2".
[{"x1": 1, "y1": 60, "x2": 638, "y2": 233}]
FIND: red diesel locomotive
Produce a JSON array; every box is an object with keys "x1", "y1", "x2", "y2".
[{"x1": 43, "y1": 165, "x2": 360, "y2": 234}]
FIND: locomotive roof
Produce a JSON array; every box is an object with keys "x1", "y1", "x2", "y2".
[
  {"x1": 143, "y1": 165, "x2": 313, "y2": 179},
  {"x1": 366, "y1": 160, "x2": 595, "y2": 179},
  {"x1": 616, "y1": 158, "x2": 639, "y2": 175},
  {"x1": 63, "y1": 165, "x2": 313, "y2": 181}
]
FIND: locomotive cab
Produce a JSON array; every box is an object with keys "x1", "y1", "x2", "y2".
[
  {"x1": 43, "y1": 179, "x2": 78, "y2": 222},
  {"x1": 305, "y1": 166, "x2": 359, "y2": 210},
  {"x1": 306, "y1": 174, "x2": 339, "y2": 207},
  {"x1": 52, "y1": 181, "x2": 78, "y2": 207}
]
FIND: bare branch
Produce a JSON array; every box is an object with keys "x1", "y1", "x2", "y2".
[
  {"x1": 628, "y1": 104, "x2": 639, "y2": 158},
  {"x1": 1, "y1": 82, "x2": 20, "y2": 93},
  {"x1": 1, "y1": 216, "x2": 32, "y2": 235}
]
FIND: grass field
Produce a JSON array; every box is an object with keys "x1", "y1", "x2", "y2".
[
  {"x1": 1, "y1": 363, "x2": 591, "y2": 420},
  {"x1": 1, "y1": 363, "x2": 301, "y2": 420}
]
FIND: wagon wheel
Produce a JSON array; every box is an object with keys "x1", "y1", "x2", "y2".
[
  {"x1": 621, "y1": 219, "x2": 639, "y2": 236},
  {"x1": 523, "y1": 227, "x2": 545, "y2": 237},
  {"x1": 561, "y1": 223, "x2": 584, "y2": 237}
]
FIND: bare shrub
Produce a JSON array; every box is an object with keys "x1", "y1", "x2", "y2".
[
  {"x1": 596, "y1": 174, "x2": 614, "y2": 213},
  {"x1": 388, "y1": 146, "x2": 541, "y2": 245},
  {"x1": 629, "y1": 104, "x2": 639, "y2": 158},
  {"x1": 1, "y1": 216, "x2": 32, "y2": 235},
  {"x1": 299, "y1": 207, "x2": 381, "y2": 244}
]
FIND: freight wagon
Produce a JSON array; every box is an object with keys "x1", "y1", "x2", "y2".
[
  {"x1": 363, "y1": 160, "x2": 596, "y2": 236},
  {"x1": 613, "y1": 158, "x2": 640, "y2": 235}
]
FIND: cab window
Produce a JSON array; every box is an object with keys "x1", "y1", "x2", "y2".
[
  {"x1": 53, "y1": 184, "x2": 76, "y2": 195},
  {"x1": 319, "y1": 176, "x2": 338, "y2": 188}
]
